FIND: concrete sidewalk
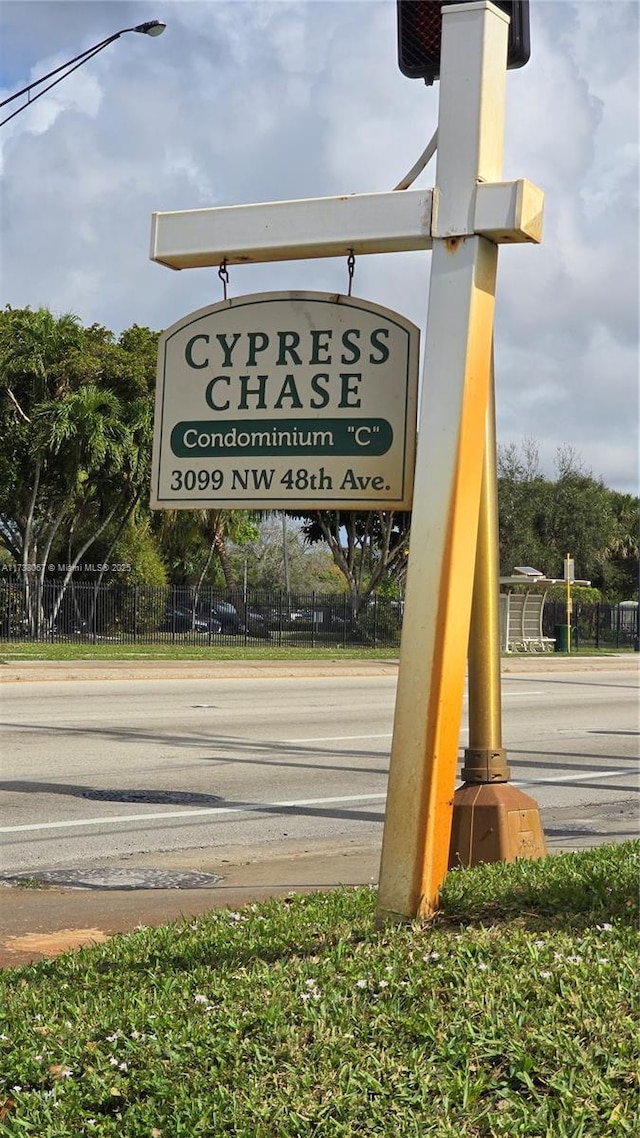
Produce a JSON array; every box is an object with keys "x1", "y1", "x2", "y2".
[
  {"x1": 0, "y1": 657, "x2": 401, "y2": 683},
  {"x1": 0, "y1": 838, "x2": 380, "y2": 969},
  {"x1": 1, "y1": 652, "x2": 637, "y2": 684}
]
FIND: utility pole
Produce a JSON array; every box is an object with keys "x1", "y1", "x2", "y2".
[{"x1": 377, "y1": 2, "x2": 543, "y2": 922}]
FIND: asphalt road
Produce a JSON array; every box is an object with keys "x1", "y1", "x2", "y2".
[{"x1": 1, "y1": 664, "x2": 638, "y2": 882}]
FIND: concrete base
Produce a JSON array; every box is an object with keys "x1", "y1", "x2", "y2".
[{"x1": 448, "y1": 783, "x2": 547, "y2": 869}]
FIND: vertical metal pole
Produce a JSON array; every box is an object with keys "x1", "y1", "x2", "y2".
[
  {"x1": 447, "y1": 347, "x2": 546, "y2": 871},
  {"x1": 565, "y1": 554, "x2": 572, "y2": 652},
  {"x1": 377, "y1": 1, "x2": 509, "y2": 922},
  {"x1": 461, "y1": 350, "x2": 510, "y2": 782},
  {"x1": 282, "y1": 512, "x2": 291, "y2": 609}
]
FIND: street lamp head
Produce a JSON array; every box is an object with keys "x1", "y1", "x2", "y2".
[
  {"x1": 1, "y1": 19, "x2": 167, "y2": 126},
  {"x1": 134, "y1": 20, "x2": 166, "y2": 37}
]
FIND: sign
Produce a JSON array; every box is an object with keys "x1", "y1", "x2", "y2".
[
  {"x1": 150, "y1": 291, "x2": 419, "y2": 510},
  {"x1": 564, "y1": 556, "x2": 575, "y2": 583}
]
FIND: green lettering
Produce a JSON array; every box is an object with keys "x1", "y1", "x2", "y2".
[
  {"x1": 310, "y1": 329, "x2": 332, "y2": 365},
  {"x1": 215, "y1": 332, "x2": 241, "y2": 368},
  {"x1": 274, "y1": 374, "x2": 304, "y2": 409},
  {"x1": 205, "y1": 376, "x2": 231, "y2": 411},
  {"x1": 369, "y1": 327, "x2": 390, "y2": 364},
  {"x1": 341, "y1": 329, "x2": 361, "y2": 364},
  {"x1": 239, "y1": 374, "x2": 268, "y2": 409},
  {"x1": 309, "y1": 373, "x2": 331, "y2": 409},
  {"x1": 277, "y1": 331, "x2": 302, "y2": 366},
  {"x1": 185, "y1": 334, "x2": 209, "y2": 369},
  {"x1": 338, "y1": 373, "x2": 362, "y2": 409},
  {"x1": 247, "y1": 332, "x2": 269, "y2": 366}
]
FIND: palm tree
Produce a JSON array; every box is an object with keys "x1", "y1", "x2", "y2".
[
  {"x1": 0, "y1": 305, "x2": 83, "y2": 408},
  {"x1": 0, "y1": 307, "x2": 165, "y2": 634},
  {"x1": 153, "y1": 508, "x2": 262, "y2": 629},
  {"x1": 0, "y1": 307, "x2": 84, "y2": 628},
  {"x1": 35, "y1": 385, "x2": 153, "y2": 631}
]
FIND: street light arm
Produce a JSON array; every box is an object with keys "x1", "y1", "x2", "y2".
[
  {"x1": 0, "y1": 21, "x2": 165, "y2": 126},
  {"x1": 0, "y1": 33, "x2": 122, "y2": 109},
  {"x1": 0, "y1": 40, "x2": 119, "y2": 127}
]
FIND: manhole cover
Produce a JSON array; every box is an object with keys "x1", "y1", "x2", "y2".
[
  {"x1": 77, "y1": 789, "x2": 222, "y2": 806},
  {"x1": 1, "y1": 868, "x2": 224, "y2": 891}
]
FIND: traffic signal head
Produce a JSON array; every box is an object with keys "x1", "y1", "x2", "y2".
[{"x1": 397, "y1": 1, "x2": 530, "y2": 84}]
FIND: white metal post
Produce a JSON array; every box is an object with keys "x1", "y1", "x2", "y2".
[{"x1": 377, "y1": 2, "x2": 511, "y2": 921}]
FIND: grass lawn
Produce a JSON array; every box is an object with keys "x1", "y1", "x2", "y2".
[
  {"x1": 0, "y1": 641, "x2": 633, "y2": 663},
  {"x1": 0, "y1": 642, "x2": 399, "y2": 663},
  {"x1": 1, "y1": 843, "x2": 638, "y2": 1136}
]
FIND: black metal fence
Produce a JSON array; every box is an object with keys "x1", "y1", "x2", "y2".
[
  {"x1": 0, "y1": 578, "x2": 404, "y2": 649},
  {"x1": 543, "y1": 600, "x2": 639, "y2": 651},
  {"x1": 0, "y1": 577, "x2": 637, "y2": 651}
]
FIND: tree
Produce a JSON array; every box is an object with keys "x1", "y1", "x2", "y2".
[
  {"x1": 0, "y1": 306, "x2": 84, "y2": 629},
  {"x1": 496, "y1": 438, "x2": 549, "y2": 573},
  {"x1": 150, "y1": 508, "x2": 263, "y2": 630},
  {"x1": 599, "y1": 492, "x2": 640, "y2": 600},
  {"x1": 497, "y1": 440, "x2": 639, "y2": 599},
  {"x1": 289, "y1": 510, "x2": 411, "y2": 608},
  {"x1": 545, "y1": 467, "x2": 615, "y2": 581},
  {"x1": 0, "y1": 306, "x2": 157, "y2": 632},
  {"x1": 226, "y1": 516, "x2": 344, "y2": 594},
  {"x1": 0, "y1": 306, "x2": 83, "y2": 569},
  {"x1": 152, "y1": 510, "x2": 261, "y2": 589}
]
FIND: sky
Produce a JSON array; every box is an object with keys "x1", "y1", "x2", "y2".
[{"x1": 1, "y1": 0, "x2": 638, "y2": 494}]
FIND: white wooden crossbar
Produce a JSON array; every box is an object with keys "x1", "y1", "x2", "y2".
[{"x1": 150, "y1": 181, "x2": 543, "y2": 270}]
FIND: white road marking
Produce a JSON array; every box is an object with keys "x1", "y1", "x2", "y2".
[
  {"x1": 286, "y1": 733, "x2": 392, "y2": 744},
  {"x1": 514, "y1": 768, "x2": 634, "y2": 788},
  {"x1": 0, "y1": 767, "x2": 634, "y2": 836},
  {"x1": 0, "y1": 792, "x2": 387, "y2": 834}
]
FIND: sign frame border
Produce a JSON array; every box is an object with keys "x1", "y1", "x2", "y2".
[{"x1": 150, "y1": 289, "x2": 420, "y2": 511}]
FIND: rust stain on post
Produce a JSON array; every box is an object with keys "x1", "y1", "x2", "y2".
[
  {"x1": 418, "y1": 273, "x2": 496, "y2": 916},
  {"x1": 377, "y1": 234, "x2": 499, "y2": 924}
]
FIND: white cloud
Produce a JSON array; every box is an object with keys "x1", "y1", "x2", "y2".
[{"x1": 0, "y1": 0, "x2": 637, "y2": 492}]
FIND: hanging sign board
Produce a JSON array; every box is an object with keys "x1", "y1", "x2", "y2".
[{"x1": 150, "y1": 291, "x2": 419, "y2": 510}]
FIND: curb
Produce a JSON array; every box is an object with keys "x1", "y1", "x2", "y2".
[
  {"x1": 1, "y1": 654, "x2": 637, "y2": 683},
  {"x1": 0, "y1": 658, "x2": 402, "y2": 683}
]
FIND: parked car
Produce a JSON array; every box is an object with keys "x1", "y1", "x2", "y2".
[
  {"x1": 244, "y1": 609, "x2": 270, "y2": 638},
  {"x1": 161, "y1": 607, "x2": 222, "y2": 635},
  {"x1": 209, "y1": 600, "x2": 245, "y2": 635},
  {"x1": 209, "y1": 600, "x2": 270, "y2": 638}
]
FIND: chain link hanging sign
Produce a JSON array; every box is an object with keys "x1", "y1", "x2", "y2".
[{"x1": 150, "y1": 291, "x2": 419, "y2": 511}]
